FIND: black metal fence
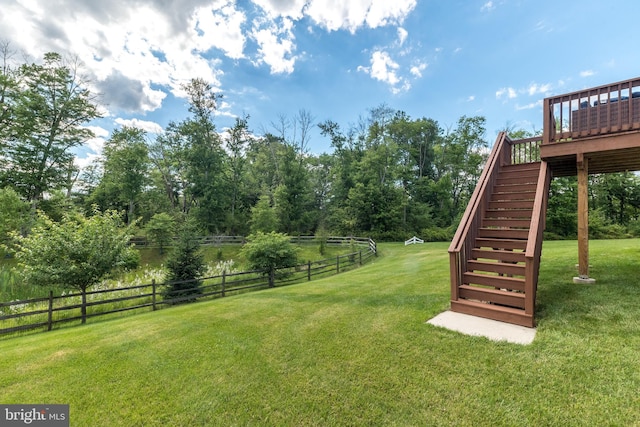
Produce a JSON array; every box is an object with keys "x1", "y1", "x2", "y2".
[{"x1": 0, "y1": 239, "x2": 376, "y2": 338}]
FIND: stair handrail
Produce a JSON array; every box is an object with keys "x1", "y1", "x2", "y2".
[
  {"x1": 448, "y1": 131, "x2": 508, "y2": 253},
  {"x1": 525, "y1": 161, "x2": 549, "y2": 259},
  {"x1": 449, "y1": 132, "x2": 509, "y2": 297},
  {"x1": 523, "y1": 161, "x2": 550, "y2": 317}
]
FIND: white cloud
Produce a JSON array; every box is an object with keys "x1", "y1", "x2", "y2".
[
  {"x1": 496, "y1": 87, "x2": 517, "y2": 99},
  {"x1": 114, "y1": 118, "x2": 164, "y2": 134},
  {"x1": 481, "y1": 1, "x2": 494, "y2": 12},
  {"x1": 516, "y1": 100, "x2": 543, "y2": 110},
  {"x1": 80, "y1": 126, "x2": 108, "y2": 158},
  {"x1": 527, "y1": 82, "x2": 552, "y2": 96},
  {"x1": 251, "y1": 17, "x2": 297, "y2": 74},
  {"x1": 410, "y1": 62, "x2": 427, "y2": 78},
  {"x1": 0, "y1": 0, "x2": 420, "y2": 116},
  {"x1": 370, "y1": 51, "x2": 400, "y2": 86},
  {"x1": 580, "y1": 70, "x2": 595, "y2": 78},
  {"x1": 250, "y1": 0, "x2": 417, "y2": 33},
  {"x1": 359, "y1": 50, "x2": 411, "y2": 94},
  {"x1": 467, "y1": 95, "x2": 475, "y2": 102},
  {"x1": 397, "y1": 27, "x2": 409, "y2": 46},
  {"x1": 305, "y1": 0, "x2": 417, "y2": 33},
  {"x1": 251, "y1": 0, "x2": 305, "y2": 19},
  {"x1": 74, "y1": 152, "x2": 102, "y2": 171},
  {"x1": 191, "y1": 4, "x2": 247, "y2": 59}
]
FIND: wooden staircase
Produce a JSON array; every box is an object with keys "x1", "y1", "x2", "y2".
[{"x1": 449, "y1": 133, "x2": 550, "y2": 327}]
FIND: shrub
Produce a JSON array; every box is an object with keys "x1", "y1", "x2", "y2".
[{"x1": 240, "y1": 232, "x2": 299, "y2": 287}]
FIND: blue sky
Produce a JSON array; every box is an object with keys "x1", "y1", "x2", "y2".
[{"x1": 2, "y1": 0, "x2": 640, "y2": 166}]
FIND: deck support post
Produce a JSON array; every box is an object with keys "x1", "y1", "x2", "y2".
[{"x1": 574, "y1": 154, "x2": 596, "y2": 284}]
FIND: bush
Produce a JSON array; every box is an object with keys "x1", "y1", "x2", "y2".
[
  {"x1": 420, "y1": 227, "x2": 455, "y2": 242},
  {"x1": 240, "y1": 232, "x2": 299, "y2": 287}
]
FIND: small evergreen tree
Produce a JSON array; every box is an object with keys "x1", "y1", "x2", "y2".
[{"x1": 163, "y1": 223, "x2": 205, "y2": 303}]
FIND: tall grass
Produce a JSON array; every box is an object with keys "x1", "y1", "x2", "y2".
[{"x1": 1, "y1": 241, "x2": 639, "y2": 426}]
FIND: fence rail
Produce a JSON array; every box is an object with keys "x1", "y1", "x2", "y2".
[
  {"x1": 130, "y1": 235, "x2": 375, "y2": 249},
  {"x1": 0, "y1": 238, "x2": 377, "y2": 338}
]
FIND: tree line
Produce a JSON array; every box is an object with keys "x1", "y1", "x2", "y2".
[{"x1": 2, "y1": 47, "x2": 640, "y2": 245}]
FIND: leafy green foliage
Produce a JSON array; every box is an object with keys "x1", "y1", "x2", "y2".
[
  {"x1": 9, "y1": 209, "x2": 136, "y2": 291},
  {"x1": 91, "y1": 126, "x2": 149, "y2": 224},
  {"x1": 0, "y1": 187, "x2": 30, "y2": 243},
  {"x1": 145, "y1": 212, "x2": 175, "y2": 254},
  {"x1": 240, "y1": 232, "x2": 298, "y2": 284},
  {"x1": 7, "y1": 208, "x2": 137, "y2": 322},
  {"x1": 0, "y1": 52, "x2": 100, "y2": 205},
  {"x1": 4, "y1": 48, "x2": 640, "y2": 242},
  {"x1": 249, "y1": 194, "x2": 279, "y2": 234}
]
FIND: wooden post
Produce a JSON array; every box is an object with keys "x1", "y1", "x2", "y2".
[
  {"x1": 575, "y1": 154, "x2": 596, "y2": 284},
  {"x1": 268, "y1": 269, "x2": 275, "y2": 288},
  {"x1": 48, "y1": 290, "x2": 54, "y2": 331},
  {"x1": 307, "y1": 261, "x2": 311, "y2": 281},
  {"x1": 222, "y1": 272, "x2": 226, "y2": 297},
  {"x1": 336, "y1": 255, "x2": 340, "y2": 273},
  {"x1": 152, "y1": 279, "x2": 157, "y2": 311}
]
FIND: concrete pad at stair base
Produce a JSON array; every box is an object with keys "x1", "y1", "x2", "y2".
[{"x1": 427, "y1": 311, "x2": 536, "y2": 345}]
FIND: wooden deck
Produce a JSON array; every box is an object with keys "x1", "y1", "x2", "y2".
[{"x1": 541, "y1": 77, "x2": 640, "y2": 176}]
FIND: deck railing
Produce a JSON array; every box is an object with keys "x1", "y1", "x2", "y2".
[
  {"x1": 543, "y1": 77, "x2": 640, "y2": 144},
  {"x1": 510, "y1": 136, "x2": 542, "y2": 164}
]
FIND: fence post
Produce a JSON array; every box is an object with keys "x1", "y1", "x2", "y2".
[
  {"x1": 336, "y1": 255, "x2": 340, "y2": 273},
  {"x1": 269, "y1": 269, "x2": 275, "y2": 288},
  {"x1": 222, "y1": 271, "x2": 226, "y2": 297},
  {"x1": 152, "y1": 280, "x2": 157, "y2": 311},
  {"x1": 307, "y1": 261, "x2": 311, "y2": 281},
  {"x1": 359, "y1": 250, "x2": 362, "y2": 266},
  {"x1": 47, "y1": 290, "x2": 53, "y2": 331}
]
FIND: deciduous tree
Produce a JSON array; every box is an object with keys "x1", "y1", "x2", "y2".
[{"x1": 9, "y1": 209, "x2": 137, "y2": 323}]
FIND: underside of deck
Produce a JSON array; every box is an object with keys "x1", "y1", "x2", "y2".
[{"x1": 541, "y1": 131, "x2": 640, "y2": 177}]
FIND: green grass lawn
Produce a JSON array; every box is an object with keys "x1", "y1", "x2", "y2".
[{"x1": 1, "y1": 240, "x2": 639, "y2": 426}]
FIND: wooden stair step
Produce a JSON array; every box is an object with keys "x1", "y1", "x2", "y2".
[
  {"x1": 467, "y1": 260, "x2": 525, "y2": 276},
  {"x1": 495, "y1": 177, "x2": 538, "y2": 186},
  {"x1": 450, "y1": 299, "x2": 534, "y2": 327},
  {"x1": 491, "y1": 191, "x2": 536, "y2": 201},
  {"x1": 462, "y1": 272, "x2": 524, "y2": 291},
  {"x1": 489, "y1": 200, "x2": 535, "y2": 210},
  {"x1": 472, "y1": 248, "x2": 526, "y2": 263},
  {"x1": 458, "y1": 284, "x2": 525, "y2": 309},
  {"x1": 498, "y1": 168, "x2": 540, "y2": 179},
  {"x1": 483, "y1": 218, "x2": 531, "y2": 228},
  {"x1": 463, "y1": 272, "x2": 525, "y2": 291},
  {"x1": 485, "y1": 209, "x2": 532, "y2": 219},
  {"x1": 478, "y1": 228, "x2": 529, "y2": 240},
  {"x1": 494, "y1": 182, "x2": 538, "y2": 192},
  {"x1": 474, "y1": 238, "x2": 527, "y2": 251},
  {"x1": 501, "y1": 162, "x2": 541, "y2": 171}
]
